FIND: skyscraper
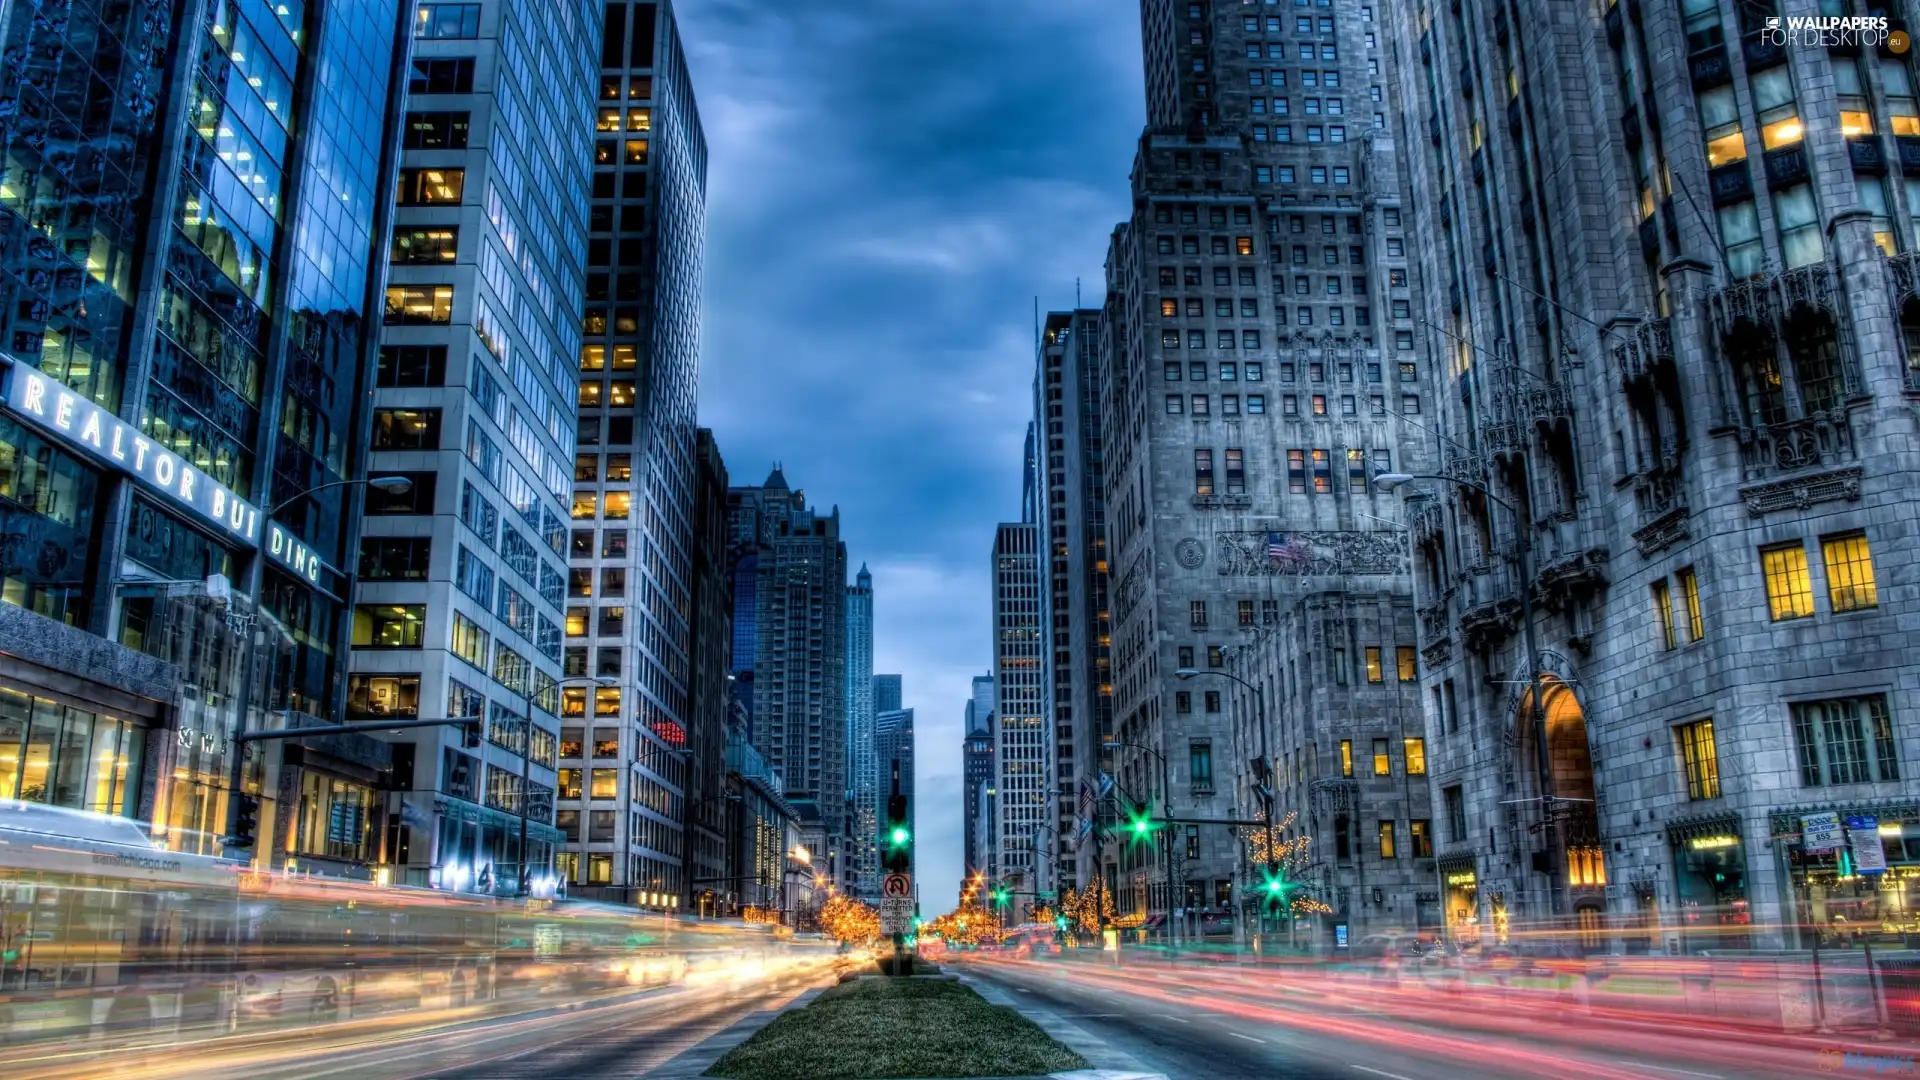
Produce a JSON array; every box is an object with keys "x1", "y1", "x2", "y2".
[
  {"x1": 729, "y1": 468, "x2": 850, "y2": 877},
  {"x1": 1034, "y1": 309, "x2": 1112, "y2": 894},
  {"x1": 358, "y1": 0, "x2": 600, "y2": 895},
  {"x1": 992, "y1": 521, "x2": 1049, "y2": 901},
  {"x1": 1378, "y1": 0, "x2": 1920, "y2": 951},
  {"x1": 0, "y1": 0, "x2": 413, "y2": 861},
  {"x1": 1096, "y1": 0, "x2": 1432, "y2": 934},
  {"x1": 845, "y1": 565, "x2": 877, "y2": 895},
  {"x1": 557, "y1": 0, "x2": 708, "y2": 908},
  {"x1": 963, "y1": 690, "x2": 996, "y2": 879}
]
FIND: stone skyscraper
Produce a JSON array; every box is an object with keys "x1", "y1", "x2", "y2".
[
  {"x1": 963, "y1": 684, "x2": 996, "y2": 880},
  {"x1": 846, "y1": 565, "x2": 878, "y2": 895},
  {"x1": 1097, "y1": 0, "x2": 1434, "y2": 935},
  {"x1": 992, "y1": 521, "x2": 1050, "y2": 901},
  {"x1": 729, "y1": 468, "x2": 850, "y2": 879},
  {"x1": 1379, "y1": 0, "x2": 1920, "y2": 951},
  {"x1": 1035, "y1": 309, "x2": 1113, "y2": 894},
  {"x1": 687, "y1": 428, "x2": 733, "y2": 911}
]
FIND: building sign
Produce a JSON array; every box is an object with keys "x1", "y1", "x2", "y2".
[
  {"x1": 1688, "y1": 835, "x2": 1740, "y2": 851},
  {"x1": 1848, "y1": 815, "x2": 1888, "y2": 875},
  {"x1": 5, "y1": 364, "x2": 330, "y2": 585},
  {"x1": 1335, "y1": 923, "x2": 1349, "y2": 948},
  {"x1": 1802, "y1": 811, "x2": 1844, "y2": 853}
]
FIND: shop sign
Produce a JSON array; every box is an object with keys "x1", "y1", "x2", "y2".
[
  {"x1": 1688, "y1": 835, "x2": 1740, "y2": 850},
  {"x1": 1444, "y1": 871, "x2": 1477, "y2": 886},
  {"x1": 1802, "y1": 811, "x2": 1844, "y2": 853},
  {"x1": 5, "y1": 364, "x2": 331, "y2": 585},
  {"x1": 1848, "y1": 815, "x2": 1888, "y2": 875}
]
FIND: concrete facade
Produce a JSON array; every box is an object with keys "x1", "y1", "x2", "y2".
[
  {"x1": 846, "y1": 567, "x2": 878, "y2": 896},
  {"x1": 993, "y1": 521, "x2": 1052, "y2": 901}
]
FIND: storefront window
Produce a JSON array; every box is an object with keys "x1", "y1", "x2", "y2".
[
  {"x1": 293, "y1": 772, "x2": 376, "y2": 863},
  {"x1": 1674, "y1": 832, "x2": 1749, "y2": 951},
  {"x1": 1442, "y1": 864, "x2": 1480, "y2": 945},
  {"x1": 1788, "y1": 816, "x2": 1920, "y2": 947},
  {"x1": 0, "y1": 688, "x2": 144, "y2": 816}
]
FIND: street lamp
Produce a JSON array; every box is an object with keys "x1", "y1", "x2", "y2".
[
  {"x1": 267, "y1": 474, "x2": 412, "y2": 516},
  {"x1": 1374, "y1": 471, "x2": 1556, "y2": 917},
  {"x1": 1177, "y1": 666, "x2": 1278, "y2": 939},
  {"x1": 1101, "y1": 738, "x2": 1179, "y2": 945}
]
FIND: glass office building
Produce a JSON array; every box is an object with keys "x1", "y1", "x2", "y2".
[{"x1": 0, "y1": 0, "x2": 411, "y2": 856}]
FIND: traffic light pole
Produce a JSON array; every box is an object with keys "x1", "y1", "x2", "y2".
[{"x1": 223, "y1": 717, "x2": 481, "y2": 851}]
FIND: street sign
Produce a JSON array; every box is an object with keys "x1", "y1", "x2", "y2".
[
  {"x1": 1803, "y1": 811, "x2": 1844, "y2": 853},
  {"x1": 880, "y1": 896, "x2": 914, "y2": 934},
  {"x1": 881, "y1": 872, "x2": 912, "y2": 898},
  {"x1": 1849, "y1": 815, "x2": 1888, "y2": 874}
]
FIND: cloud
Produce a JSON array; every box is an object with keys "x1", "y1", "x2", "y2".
[{"x1": 677, "y1": 0, "x2": 1142, "y2": 909}]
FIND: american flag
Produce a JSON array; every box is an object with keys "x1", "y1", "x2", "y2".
[{"x1": 1266, "y1": 532, "x2": 1310, "y2": 565}]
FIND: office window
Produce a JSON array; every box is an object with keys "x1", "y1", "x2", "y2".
[
  {"x1": 1190, "y1": 600, "x2": 1208, "y2": 629},
  {"x1": 1311, "y1": 448, "x2": 1330, "y2": 493},
  {"x1": 1191, "y1": 394, "x2": 1211, "y2": 416},
  {"x1": 377, "y1": 346, "x2": 447, "y2": 387},
  {"x1": 372, "y1": 409, "x2": 441, "y2": 450},
  {"x1": 1404, "y1": 738, "x2": 1426, "y2": 776},
  {"x1": 398, "y1": 167, "x2": 464, "y2": 204},
  {"x1": 359, "y1": 538, "x2": 431, "y2": 581},
  {"x1": 1364, "y1": 646, "x2": 1383, "y2": 683},
  {"x1": 1445, "y1": 785, "x2": 1466, "y2": 841},
  {"x1": 415, "y1": 3, "x2": 481, "y2": 38},
  {"x1": 1194, "y1": 449, "x2": 1214, "y2": 495},
  {"x1": 1340, "y1": 739, "x2": 1353, "y2": 777},
  {"x1": 353, "y1": 605, "x2": 427, "y2": 649},
  {"x1": 1761, "y1": 542, "x2": 1815, "y2": 621},
  {"x1": 1677, "y1": 567, "x2": 1704, "y2": 642},
  {"x1": 1191, "y1": 743, "x2": 1215, "y2": 790},
  {"x1": 1396, "y1": 646, "x2": 1416, "y2": 682},
  {"x1": 1652, "y1": 578, "x2": 1676, "y2": 650},
  {"x1": 1176, "y1": 691, "x2": 1192, "y2": 714},
  {"x1": 1379, "y1": 820, "x2": 1397, "y2": 859},
  {"x1": 1208, "y1": 645, "x2": 1225, "y2": 668},
  {"x1": 410, "y1": 56, "x2": 475, "y2": 93},
  {"x1": 1410, "y1": 819, "x2": 1432, "y2": 858},
  {"x1": 384, "y1": 285, "x2": 454, "y2": 325},
  {"x1": 1248, "y1": 394, "x2": 1266, "y2": 414},
  {"x1": 1676, "y1": 719, "x2": 1720, "y2": 800},
  {"x1": 1821, "y1": 532, "x2": 1878, "y2": 612},
  {"x1": 1793, "y1": 695, "x2": 1898, "y2": 786},
  {"x1": 590, "y1": 769, "x2": 619, "y2": 798},
  {"x1": 1372, "y1": 737, "x2": 1390, "y2": 776},
  {"x1": 1204, "y1": 691, "x2": 1221, "y2": 715},
  {"x1": 404, "y1": 110, "x2": 471, "y2": 149},
  {"x1": 391, "y1": 226, "x2": 459, "y2": 264},
  {"x1": 1224, "y1": 448, "x2": 1244, "y2": 494},
  {"x1": 1288, "y1": 449, "x2": 1306, "y2": 492},
  {"x1": 1166, "y1": 394, "x2": 1184, "y2": 415}
]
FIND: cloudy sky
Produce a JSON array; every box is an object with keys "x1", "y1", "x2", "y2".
[{"x1": 678, "y1": 0, "x2": 1144, "y2": 908}]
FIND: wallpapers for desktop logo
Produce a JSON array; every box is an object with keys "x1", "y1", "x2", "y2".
[
  {"x1": 1818, "y1": 1047, "x2": 1919, "y2": 1073},
  {"x1": 1762, "y1": 15, "x2": 1909, "y2": 53}
]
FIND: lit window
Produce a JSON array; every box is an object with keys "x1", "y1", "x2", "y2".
[
  {"x1": 1760, "y1": 542, "x2": 1814, "y2": 621},
  {"x1": 1340, "y1": 739, "x2": 1353, "y2": 777},
  {"x1": 1676, "y1": 719, "x2": 1720, "y2": 800},
  {"x1": 1652, "y1": 578, "x2": 1676, "y2": 650},
  {"x1": 1364, "y1": 646, "x2": 1383, "y2": 683},
  {"x1": 590, "y1": 769, "x2": 619, "y2": 799},
  {"x1": 1396, "y1": 646, "x2": 1416, "y2": 682},
  {"x1": 1378, "y1": 820, "x2": 1397, "y2": 859},
  {"x1": 1404, "y1": 738, "x2": 1426, "y2": 776},
  {"x1": 1677, "y1": 567, "x2": 1704, "y2": 642},
  {"x1": 1820, "y1": 532, "x2": 1877, "y2": 612},
  {"x1": 1372, "y1": 737, "x2": 1390, "y2": 776}
]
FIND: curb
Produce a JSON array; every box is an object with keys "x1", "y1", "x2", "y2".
[
  {"x1": 645, "y1": 986, "x2": 828, "y2": 1080},
  {"x1": 954, "y1": 973, "x2": 1165, "y2": 1079}
]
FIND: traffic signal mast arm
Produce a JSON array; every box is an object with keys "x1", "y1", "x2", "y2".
[{"x1": 233, "y1": 717, "x2": 483, "y2": 743}]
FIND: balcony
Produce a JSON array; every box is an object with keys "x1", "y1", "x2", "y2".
[
  {"x1": 1633, "y1": 465, "x2": 1686, "y2": 526},
  {"x1": 1709, "y1": 160, "x2": 1752, "y2": 205},
  {"x1": 1848, "y1": 136, "x2": 1887, "y2": 173},
  {"x1": 1897, "y1": 135, "x2": 1920, "y2": 172},
  {"x1": 1418, "y1": 601, "x2": 1452, "y2": 644},
  {"x1": 1536, "y1": 517, "x2": 1609, "y2": 601},
  {"x1": 1441, "y1": 447, "x2": 1487, "y2": 486},
  {"x1": 1612, "y1": 314, "x2": 1673, "y2": 386},
  {"x1": 1764, "y1": 144, "x2": 1809, "y2": 188},
  {"x1": 1522, "y1": 378, "x2": 1573, "y2": 429},
  {"x1": 1737, "y1": 413, "x2": 1858, "y2": 483},
  {"x1": 1457, "y1": 565, "x2": 1519, "y2": 652},
  {"x1": 1689, "y1": 45, "x2": 1732, "y2": 88},
  {"x1": 1410, "y1": 501, "x2": 1446, "y2": 548}
]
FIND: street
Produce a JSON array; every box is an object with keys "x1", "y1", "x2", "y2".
[
  {"x1": 955, "y1": 954, "x2": 1867, "y2": 1080},
  {"x1": 0, "y1": 969, "x2": 823, "y2": 1080}
]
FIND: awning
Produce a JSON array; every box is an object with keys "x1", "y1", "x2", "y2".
[{"x1": 1144, "y1": 914, "x2": 1167, "y2": 928}]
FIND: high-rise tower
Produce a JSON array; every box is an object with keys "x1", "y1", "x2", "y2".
[{"x1": 846, "y1": 564, "x2": 877, "y2": 895}]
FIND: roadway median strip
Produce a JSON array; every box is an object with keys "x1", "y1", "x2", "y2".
[{"x1": 704, "y1": 975, "x2": 1090, "y2": 1080}]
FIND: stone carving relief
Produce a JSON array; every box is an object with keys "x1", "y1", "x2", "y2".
[{"x1": 1214, "y1": 530, "x2": 1410, "y2": 577}]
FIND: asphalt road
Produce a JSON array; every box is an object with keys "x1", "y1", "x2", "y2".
[
  {"x1": 957, "y1": 954, "x2": 1860, "y2": 1080},
  {"x1": 0, "y1": 969, "x2": 824, "y2": 1080}
]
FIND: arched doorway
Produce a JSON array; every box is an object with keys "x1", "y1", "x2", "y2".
[{"x1": 1518, "y1": 678, "x2": 1608, "y2": 945}]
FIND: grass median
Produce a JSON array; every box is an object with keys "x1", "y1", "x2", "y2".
[{"x1": 705, "y1": 975, "x2": 1088, "y2": 1080}]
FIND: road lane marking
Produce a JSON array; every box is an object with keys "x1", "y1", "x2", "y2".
[
  {"x1": 1158, "y1": 1014, "x2": 1190, "y2": 1023},
  {"x1": 1226, "y1": 1032, "x2": 1265, "y2": 1043},
  {"x1": 1351, "y1": 1066, "x2": 1417, "y2": 1080},
  {"x1": 1613, "y1": 1063, "x2": 1722, "y2": 1079}
]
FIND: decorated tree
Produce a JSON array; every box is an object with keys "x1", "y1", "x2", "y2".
[
  {"x1": 817, "y1": 895, "x2": 882, "y2": 945},
  {"x1": 926, "y1": 904, "x2": 1000, "y2": 947},
  {"x1": 1243, "y1": 810, "x2": 1328, "y2": 915},
  {"x1": 1057, "y1": 885, "x2": 1117, "y2": 937}
]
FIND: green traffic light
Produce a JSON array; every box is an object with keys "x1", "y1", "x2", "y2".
[
  {"x1": 1266, "y1": 879, "x2": 1285, "y2": 895},
  {"x1": 890, "y1": 826, "x2": 911, "y2": 846}
]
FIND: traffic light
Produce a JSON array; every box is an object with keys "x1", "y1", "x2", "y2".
[
  {"x1": 991, "y1": 884, "x2": 1010, "y2": 907},
  {"x1": 883, "y1": 792, "x2": 911, "y2": 873},
  {"x1": 230, "y1": 794, "x2": 261, "y2": 850},
  {"x1": 1126, "y1": 802, "x2": 1156, "y2": 843},
  {"x1": 1260, "y1": 868, "x2": 1288, "y2": 906},
  {"x1": 462, "y1": 719, "x2": 483, "y2": 749}
]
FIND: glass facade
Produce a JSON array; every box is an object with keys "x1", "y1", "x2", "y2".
[{"x1": 0, "y1": 688, "x2": 144, "y2": 815}]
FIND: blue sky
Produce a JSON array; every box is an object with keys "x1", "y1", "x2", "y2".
[{"x1": 678, "y1": 0, "x2": 1144, "y2": 909}]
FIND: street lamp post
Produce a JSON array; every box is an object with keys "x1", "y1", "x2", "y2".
[
  {"x1": 1176, "y1": 667, "x2": 1275, "y2": 942},
  {"x1": 1101, "y1": 739, "x2": 1177, "y2": 946},
  {"x1": 1374, "y1": 471, "x2": 1556, "y2": 921}
]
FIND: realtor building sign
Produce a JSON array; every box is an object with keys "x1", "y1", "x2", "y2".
[{"x1": 5, "y1": 363, "x2": 331, "y2": 586}]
